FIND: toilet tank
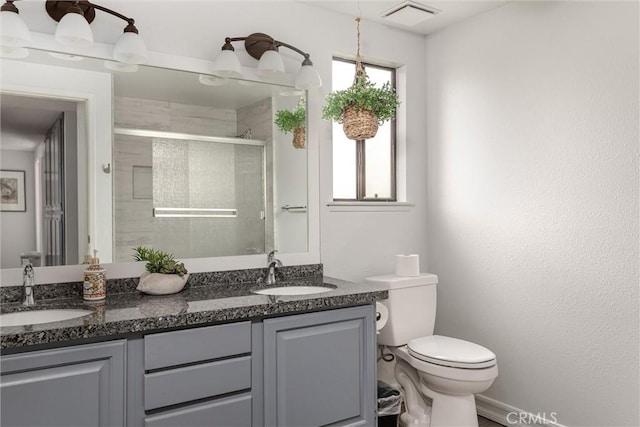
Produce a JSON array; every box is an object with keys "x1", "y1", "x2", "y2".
[{"x1": 366, "y1": 273, "x2": 438, "y2": 347}]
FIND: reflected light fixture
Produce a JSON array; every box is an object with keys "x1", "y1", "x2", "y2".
[
  {"x1": 49, "y1": 51, "x2": 84, "y2": 61},
  {"x1": 0, "y1": 45, "x2": 28, "y2": 58},
  {"x1": 212, "y1": 33, "x2": 322, "y2": 90},
  {"x1": 198, "y1": 74, "x2": 227, "y2": 87},
  {"x1": 104, "y1": 60, "x2": 138, "y2": 73}
]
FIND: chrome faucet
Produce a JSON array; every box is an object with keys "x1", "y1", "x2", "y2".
[
  {"x1": 265, "y1": 250, "x2": 282, "y2": 286},
  {"x1": 22, "y1": 259, "x2": 35, "y2": 306}
]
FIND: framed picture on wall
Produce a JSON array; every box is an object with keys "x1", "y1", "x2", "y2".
[{"x1": 0, "y1": 170, "x2": 26, "y2": 212}]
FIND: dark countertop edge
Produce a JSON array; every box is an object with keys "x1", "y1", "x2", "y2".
[{"x1": 1, "y1": 289, "x2": 388, "y2": 352}]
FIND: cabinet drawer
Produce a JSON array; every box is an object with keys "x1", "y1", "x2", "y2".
[
  {"x1": 144, "y1": 393, "x2": 252, "y2": 427},
  {"x1": 144, "y1": 356, "x2": 251, "y2": 410},
  {"x1": 144, "y1": 321, "x2": 251, "y2": 370}
]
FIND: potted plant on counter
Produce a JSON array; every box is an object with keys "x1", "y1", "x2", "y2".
[
  {"x1": 133, "y1": 246, "x2": 189, "y2": 295},
  {"x1": 274, "y1": 101, "x2": 306, "y2": 149}
]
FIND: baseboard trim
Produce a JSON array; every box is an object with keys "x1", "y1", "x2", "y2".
[{"x1": 476, "y1": 395, "x2": 568, "y2": 427}]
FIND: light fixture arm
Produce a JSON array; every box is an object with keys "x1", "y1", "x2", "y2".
[
  {"x1": 274, "y1": 40, "x2": 311, "y2": 63},
  {"x1": 89, "y1": 2, "x2": 138, "y2": 32},
  {"x1": 224, "y1": 33, "x2": 313, "y2": 65}
]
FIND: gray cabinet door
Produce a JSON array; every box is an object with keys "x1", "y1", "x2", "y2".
[
  {"x1": 263, "y1": 305, "x2": 376, "y2": 427},
  {"x1": 0, "y1": 340, "x2": 126, "y2": 427}
]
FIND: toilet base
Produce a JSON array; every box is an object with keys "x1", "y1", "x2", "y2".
[
  {"x1": 396, "y1": 358, "x2": 480, "y2": 427},
  {"x1": 425, "y1": 389, "x2": 477, "y2": 427},
  {"x1": 391, "y1": 341, "x2": 499, "y2": 427}
]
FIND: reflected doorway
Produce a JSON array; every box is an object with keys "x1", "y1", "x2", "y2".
[{"x1": 0, "y1": 94, "x2": 84, "y2": 269}]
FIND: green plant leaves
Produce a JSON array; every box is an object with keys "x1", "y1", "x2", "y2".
[
  {"x1": 274, "y1": 105, "x2": 306, "y2": 134},
  {"x1": 322, "y1": 74, "x2": 400, "y2": 125},
  {"x1": 132, "y1": 246, "x2": 188, "y2": 276}
]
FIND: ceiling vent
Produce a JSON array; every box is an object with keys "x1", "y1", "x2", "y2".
[{"x1": 381, "y1": 1, "x2": 441, "y2": 26}]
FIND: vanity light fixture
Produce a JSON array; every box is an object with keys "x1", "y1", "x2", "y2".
[
  {"x1": 0, "y1": 0, "x2": 147, "y2": 64},
  {"x1": 212, "y1": 33, "x2": 322, "y2": 90},
  {"x1": 46, "y1": 0, "x2": 147, "y2": 64}
]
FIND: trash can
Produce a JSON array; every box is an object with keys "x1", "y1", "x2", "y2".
[{"x1": 378, "y1": 381, "x2": 402, "y2": 427}]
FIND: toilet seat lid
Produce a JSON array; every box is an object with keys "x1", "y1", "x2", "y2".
[{"x1": 407, "y1": 335, "x2": 496, "y2": 369}]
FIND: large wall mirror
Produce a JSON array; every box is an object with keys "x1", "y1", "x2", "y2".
[{"x1": 1, "y1": 48, "x2": 309, "y2": 274}]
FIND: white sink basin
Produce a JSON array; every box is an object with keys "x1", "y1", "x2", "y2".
[
  {"x1": 254, "y1": 286, "x2": 333, "y2": 296},
  {"x1": 0, "y1": 309, "x2": 92, "y2": 327}
]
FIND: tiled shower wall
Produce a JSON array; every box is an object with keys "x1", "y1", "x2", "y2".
[{"x1": 113, "y1": 97, "x2": 271, "y2": 262}]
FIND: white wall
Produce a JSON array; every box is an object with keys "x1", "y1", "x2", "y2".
[
  {"x1": 0, "y1": 148, "x2": 37, "y2": 268},
  {"x1": 425, "y1": 2, "x2": 639, "y2": 426}
]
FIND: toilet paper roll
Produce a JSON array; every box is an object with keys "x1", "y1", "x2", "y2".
[
  {"x1": 376, "y1": 302, "x2": 389, "y2": 332},
  {"x1": 395, "y1": 254, "x2": 420, "y2": 277}
]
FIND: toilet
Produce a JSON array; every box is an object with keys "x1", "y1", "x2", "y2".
[{"x1": 367, "y1": 273, "x2": 498, "y2": 427}]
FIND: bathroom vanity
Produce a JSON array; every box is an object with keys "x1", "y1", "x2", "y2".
[{"x1": 0, "y1": 271, "x2": 386, "y2": 427}]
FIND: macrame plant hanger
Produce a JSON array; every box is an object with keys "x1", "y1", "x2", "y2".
[
  {"x1": 292, "y1": 94, "x2": 306, "y2": 149},
  {"x1": 354, "y1": 17, "x2": 367, "y2": 84},
  {"x1": 342, "y1": 17, "x2": 379, "y2": 141}
]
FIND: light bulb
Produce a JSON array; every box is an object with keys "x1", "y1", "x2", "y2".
[{"x1": 55, "y1": 11, "x2": 93, "y2": 47}]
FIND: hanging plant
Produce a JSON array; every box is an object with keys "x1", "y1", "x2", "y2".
[
  {"x1": 274, "y1": 98, "x2": 306, "y2": 149},
  {"x1": 322, "y1": 18, "x2": 400, "y2": 140}
]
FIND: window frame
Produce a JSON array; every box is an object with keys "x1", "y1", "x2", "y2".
[{"x1": 332, "y1": 57, "x2": 397, "y2": 202}]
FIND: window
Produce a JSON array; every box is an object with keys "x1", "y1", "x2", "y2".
[{"x1": 332, "y1": 57, "x2": 396, "y2": 201}]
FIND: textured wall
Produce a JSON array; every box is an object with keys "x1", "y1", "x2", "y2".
[{"x1": 425, "y1": 2, "x2": 639, "y2": 425}]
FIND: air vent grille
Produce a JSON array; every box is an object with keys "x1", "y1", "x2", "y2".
[{"x1": 382, "y1": 1, "x2": 440, "y2": 26}]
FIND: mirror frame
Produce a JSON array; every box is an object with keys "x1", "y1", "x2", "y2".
[{"x1": 0, "y1": 33, "x2": 320, "y2": 286}]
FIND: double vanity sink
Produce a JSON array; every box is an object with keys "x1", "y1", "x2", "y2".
[
  {"x1": 0, "y1": 284, "x2": 337, "y2": 329},
  {"x1": 0, "y1": 271, "x2": 387, "y2": 427},
  {"x1": 0, "y1": 274, "x2": 386, "y2": 349}
]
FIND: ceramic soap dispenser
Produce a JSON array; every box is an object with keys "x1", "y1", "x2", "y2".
[{"x1": 83, "y1": 250, "x2": 106, "y2": 301}]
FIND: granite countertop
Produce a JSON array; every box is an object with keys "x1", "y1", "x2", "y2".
[{"x1": 0, "y1": 276, "x2": 388, "y2": 351}]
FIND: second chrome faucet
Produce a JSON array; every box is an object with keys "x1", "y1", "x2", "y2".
[{"x1": 22, "y1": 259, "x2": 35, "y2": 306}]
